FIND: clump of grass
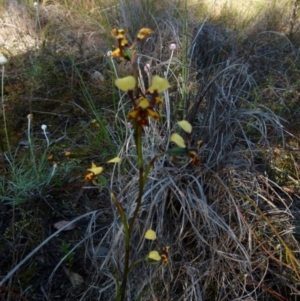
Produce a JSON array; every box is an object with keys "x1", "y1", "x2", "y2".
[
  {"x1": 189, "y1": 22, "x2": 236, "y2": 75},
  {"x1": 0, "y1": 55, "x2": 56, "y2": 205},
  {"x1": 0, "y1": 115, "x2": 57, "y2": 205}
]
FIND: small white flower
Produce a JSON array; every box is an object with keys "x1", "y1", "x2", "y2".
[
  {"x1": 41, "y1": 124, "x2": 50, "y2": 147},
  {"x1": 169, "y1": 43, "x2": 177, "y2": 50},
  {"x1": 126, "y1": 122, "x2": 132, "y2": 129},
  {"x1": 0, "y1": 55, "x2": 8, "y2": 65},
  {"x1": 107, "y1": 50, "x2": 112, "y2": 57},
  {"x1": 33, "y1": 2, "x2": 38, "y2": 8}
]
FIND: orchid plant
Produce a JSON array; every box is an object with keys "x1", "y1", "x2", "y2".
[{"x1": 84, "y1": 28, "x2": 200, "y2": 301}]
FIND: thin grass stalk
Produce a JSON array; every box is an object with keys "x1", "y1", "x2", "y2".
[
  {"x1": 233, "y1": 190, "x2": 300, "y2": 280},
  {"x1": 180, "y1": 0, "x2": 189, "y2": 114},
  {"x1": 129, "y1": 125, "x2": 144, "y2": 232},
  {"x1": 290, "y1": 0, "x2": 300, "y2": 35},
  {"x1": 27, "y1": 114, "x2": 38, "y2": 178},
  {"x1": 74, "y1": 62, "x2": 110, "y2": 141},
  {"x1": 1, "y1": 64, "x2": 10, "y2": 156},
  {"x1": 110, "y1": 189, "x2": 130, "y2": 301},
  {"x1": 143, "y1": 153, "x2": 164, "y2": 184},
  {"x1": 166, "y1": 49, "x2": 174, "y2": 77}
]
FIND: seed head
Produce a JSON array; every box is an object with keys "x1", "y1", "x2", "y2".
[
  {"x1": 144, "y1": 63, "x2": 151, "y2": 72},
  {"x1": 169, "y1": 43, "x2": 177, "y2": 50},
  {"x1": 0, "y1": 55, "x2": 8, "y2": 65}
]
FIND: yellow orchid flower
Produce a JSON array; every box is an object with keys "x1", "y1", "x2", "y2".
[
  {"x1": 148, "y1": 76, "x2": 170, "y2": 93},
  {"x1": 137, "y1": 28, "x2": 153, "y2": 40},
  {"x1": 148, "y1": 251, "x2": 161, "y2": 262},
  {"x1": 111, "y1": 28, "x2": 131, "y2": 61},
  {"x1": 178, "y1": 120, "x2": 192, "y2": 134},
  {"x1": 115, "y1": 76, "x2": 136, "y2": 92},
  {"x1": 127, "y1": 97, "x2": 160, "y2": 127},
  {"x1": 144, "y1": 229, "x2": 157, "y2": 240},
  {"x1": 111, "y1": 28, "x2": 127, "y2": 39},
  {"x1": 87, "y1": 163, "x2": 104, "y2": 175},
  {"x1": 170, "y1": 133, "x2": 186, "y2": 148}
]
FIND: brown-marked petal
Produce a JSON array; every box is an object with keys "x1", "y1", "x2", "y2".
[
  {"x1": 121, "y1": 38, "x2": 129, "y2": 47},
  {"x1": 111, "y1": 48, "x2": 121, "y2": 58},
  {"x1": 147, "y1": 109, "x2": 160, "y2": 119},
  {"x1": 111, "y1": 28, "x2": 127, "y2": 39},
  {"x1": 155, "y1": 97, "x2": 163, "y2": 104},
  {"x1": 160, "y1": 246, "x2": 170, "y2": 265},
  {"x1": 85, "y1": 172, "x2": 94, "y2": 181},
  {"x1": 127, "y1": 110, "x2": 139, "y2": 121},
  {"x1": 137, "y1": 28, "x2": 153, "y2": 40}
]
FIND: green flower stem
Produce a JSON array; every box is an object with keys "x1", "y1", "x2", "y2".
[
  {"x1": 111, "y1": 188, "x2": 130, "y2": 301},
  {"x1": 131, "y1": 51, "x2": 139, "y2": 99},
  {"x1": 119, "y1": 123, "x2": 144, "y2": 301},
  {"x1": 129, "y1": 124, "x2": 144, "y2": 231},
  {"x1": 115, "y1": 268, "x2": 120, "y2": 300},
  {"x1": 119, "y1": 229, "x2": 130, "y2": 301},
  {"x1": 120, "y1": 131, "x2": 163, "y2": 301},
  {"x1": 120, "y1": 49, "x2": 149, "y2": 301}
]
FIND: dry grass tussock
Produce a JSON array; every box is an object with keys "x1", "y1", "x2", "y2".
[{"x1": 79, "y1": 67, "x2": 299, "y2": 300}]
